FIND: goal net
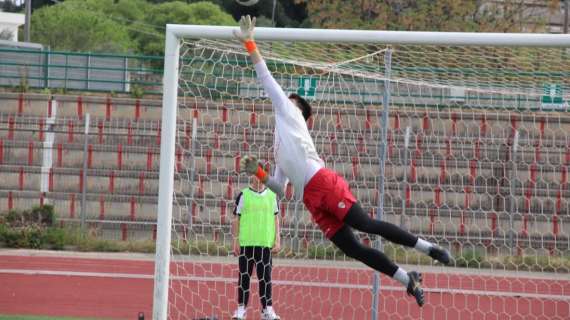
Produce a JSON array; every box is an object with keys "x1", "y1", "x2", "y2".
[{"x1": 155, "y1": 26, "x2": 570, "y2": 320}]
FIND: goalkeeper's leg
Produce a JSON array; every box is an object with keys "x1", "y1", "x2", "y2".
[
  {"x1": 330, "y1": 225, "x2": 424, "y2": 307},
  {"x1": 343, "y1": 202, "x2": 451, "y2": 265}
]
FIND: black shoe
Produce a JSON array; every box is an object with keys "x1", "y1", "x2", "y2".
[
  {"x1": 406, "y1": 271, "x2": 424, "y2": 307},
  {"x1": 429, "y1": 245, "x2": 451, "y2": 265}
]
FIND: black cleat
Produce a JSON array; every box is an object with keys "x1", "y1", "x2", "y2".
[
  {"x1": 406, "y1": 271, "x2": 424, "y2": 307},
  {"x1": 429, "y1": 245, "x2": 452, "y2": 265}
]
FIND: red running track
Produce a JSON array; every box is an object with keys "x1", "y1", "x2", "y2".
[{"x1": 0, "y1": 253, "x2": 569, "y2": 320}]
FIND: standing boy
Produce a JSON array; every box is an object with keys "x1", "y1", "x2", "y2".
[{"x1": 232, "y1": 177, "x2": 281, "y2": 320}]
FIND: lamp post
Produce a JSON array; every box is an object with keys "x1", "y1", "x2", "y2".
[
  {"x1": 564, "y1": 0, "x2": 570, "y2": 33},
  {"x1": 271, "y1": 0, "x2": 277, "y2": 27},
  {"x1": 24, "y1": 0, "x2": 31, "y2": 42}
]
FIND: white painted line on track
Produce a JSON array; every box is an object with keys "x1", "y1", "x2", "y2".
[{"x1": 1, "y1": 269, "x2": 569, "y2": 301}]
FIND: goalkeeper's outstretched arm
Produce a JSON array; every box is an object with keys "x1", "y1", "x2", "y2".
[
  {"x1": 265, "y1": 167, "x2": 287, "y2": 199},
  {"x1": 233, "y1": 15, "x2": 262, "y2": 64},
  {"x1": 233, "y1": 15, "x2": 292, "y2": 117}
]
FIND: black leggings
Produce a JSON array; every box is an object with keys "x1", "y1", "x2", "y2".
[
  {"x1": 238, "y1": 246, "x2": 273, "y2": 308},
  {"x1": 330, "y1": 202, "x2": 418, "y2": 277}
]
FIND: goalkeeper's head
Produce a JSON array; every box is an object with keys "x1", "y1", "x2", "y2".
[{"x1": 289, "y1": 93, "x2": 312, "y2": 121}]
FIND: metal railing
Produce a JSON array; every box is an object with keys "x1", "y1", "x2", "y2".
[{"x1": 0, "y1": 47, "x2": 164, "y2": 94}]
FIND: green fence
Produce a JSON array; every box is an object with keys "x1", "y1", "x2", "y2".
[
  {"x1": 1, "y1": 46, "x2": 568, "y2": 110},
  {"x1": 0, "y1": 47, "x2": 164, "y2": 95}
]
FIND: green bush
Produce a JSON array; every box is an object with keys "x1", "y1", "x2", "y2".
[
  {"x1": 306, "y1": 244, "x2": 343, "y2": 260},
  {"x1": 0, "y1": 205, "x2": 57, "y2": 249},
  {"x1": 5, "y1": 205, "x2": 55, "y2": 227},
  {"x1": 130, "y1": 84, "x2": 145, "y2": 99},
  {"x1": 5, "y1": 209, "x2": 21, "y2": 225},
  {"x1": 0, "y1": 225, "x2": 42, "y2": 248},
  {"x1": 0, "y1": 225, "x2": 20, "y2": 247},
  {"x1": 43, "y1": 227, "x2": 67, "y2": 250},
  {"x1": 0, "y1": 222, "x2": 6, "y2": 235},
  {"x1": 181, "y1": 240, "x2": 230, "y2": 256},
  {"x1": 383, "y1": 243, "x2": 433, "y2": 265},
  {"x1": 31, "y1": 205, "x2": 56, "y2": 226},
  {"x1": 456, "y1": 249, "x2": 485, "y2": 268},
  {"x1": 0, "y1": 205, "x2": 567, "y2": 275},
  {"x1": 24, "y1": 225, "x2": 43, "y2": 249}
]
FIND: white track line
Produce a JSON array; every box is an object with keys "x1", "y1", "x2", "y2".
[
  {"x1": 0, "y1": 269, "x2": 154, "y2": 279},
  {"x1": 1, "y1": 250, "x2": 567, "y2": 281},
  {"x1": 1, "y1": 269, "x2": 569, "y2": 301}
]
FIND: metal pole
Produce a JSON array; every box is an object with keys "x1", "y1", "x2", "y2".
[
  {"x1": 169, "y1": 24, "x2": 570, "y2": 47},
  {"x1": 64, "y1": 54, "x2": 69, "y2": 91},
  {"x1": 564, "y1": 0, "x2": 570, "y2": 33},
  {"x1": 80, "y1": 113, "x2": 90, "y2": 231},
  {"x1": 400, "y1": 126, "x2": 411, "y2": 228},
  {"x1": 86, "y1": 53, "x2": 91, "y2": 91},
  {"x1": 371, "y1": 47, "x2": 392, "y2": 320},
  {"x1": 123, "y1": 56, "x2": 129, "y2": 92},
  {"x1": 187, "y1": 116, "x2": 198, "y2": 229},
  {"x1": 508, "y1": 130, "x2": 519, "y2": 256},
  {"x1": 271, "y1": 0, "x2": 277, "y2": 27},
  {"x1": 153, "y1": 29, "x2": 180, "y2": 320},
  {"x1": 43, "y1": 48, "x2": 49, "y2": 89},
  {"x1": 24, "y1": 0, "x2": 31, "y2": 42}
]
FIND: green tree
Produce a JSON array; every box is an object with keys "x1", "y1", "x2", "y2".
[
  {"x1": 473, "y1": 0, "x2": 561, "y2": 32},
  {"x1": 295, "y1": 0, "x2": 560, "y2": 32},
  {"x1": 153, "y1": 0, "x2": 308, "y2": 27},
  {"x1": 63, "y1": 0, "x2": 150, "y2": 24},
  {"x1": 62, "y1": 0, "x2": 154, "y2": 52},
  {"x1": 138, "y1": 1, "x2": 236, "y2": 56},
  {"x1": 31, "y1": 0, "x2": 57, "y2": 11},
  {"x1": 31, "y1": 3, "x2": 135, "y2": 52}
]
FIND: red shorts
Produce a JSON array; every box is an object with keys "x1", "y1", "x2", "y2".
[{"x1": 303, "y1": 168, "x2": 357, "y2": 239}]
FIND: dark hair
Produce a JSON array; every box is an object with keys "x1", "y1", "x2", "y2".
[{"x1": 289, "y1": 93, "x2": 312, "y2": 121}]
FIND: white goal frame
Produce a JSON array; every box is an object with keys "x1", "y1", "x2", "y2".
[{"x1": 154, "y1": 24, "x2": 570, "y2": 320}]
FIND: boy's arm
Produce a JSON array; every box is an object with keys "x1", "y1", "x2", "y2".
[
  {"x1": 232, "y1": 192, "x2": 243, "y2": 256},
  {"x1": 272, "y1": 196, "x2": 281, "y2": 253},
  {"x1": 272, "y1": 214, "x2": 281, "y2": 253},
  {"x1": 232, "y1": 216, "x2": 240, "y2": 241},
  {"x1": 232, "y1": 216, "x2": 240, "y2": 256}
]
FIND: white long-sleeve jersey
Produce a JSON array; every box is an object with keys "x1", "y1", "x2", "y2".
[{"x1": 254, "y1": 61, "x2": 324, "y2": 200}]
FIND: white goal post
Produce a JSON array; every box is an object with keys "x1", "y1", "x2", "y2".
[{"x1": 155, "y1": 24, "x2": 570, "y2": 320}]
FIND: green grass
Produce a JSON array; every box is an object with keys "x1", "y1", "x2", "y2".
[{"x1": 0, "y1": 316, "x2": 102, "y2": 320}]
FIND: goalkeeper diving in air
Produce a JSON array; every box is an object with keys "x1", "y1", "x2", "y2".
[{"x1": 233, "y1": 15, "x2": 451, "y2": 307}]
